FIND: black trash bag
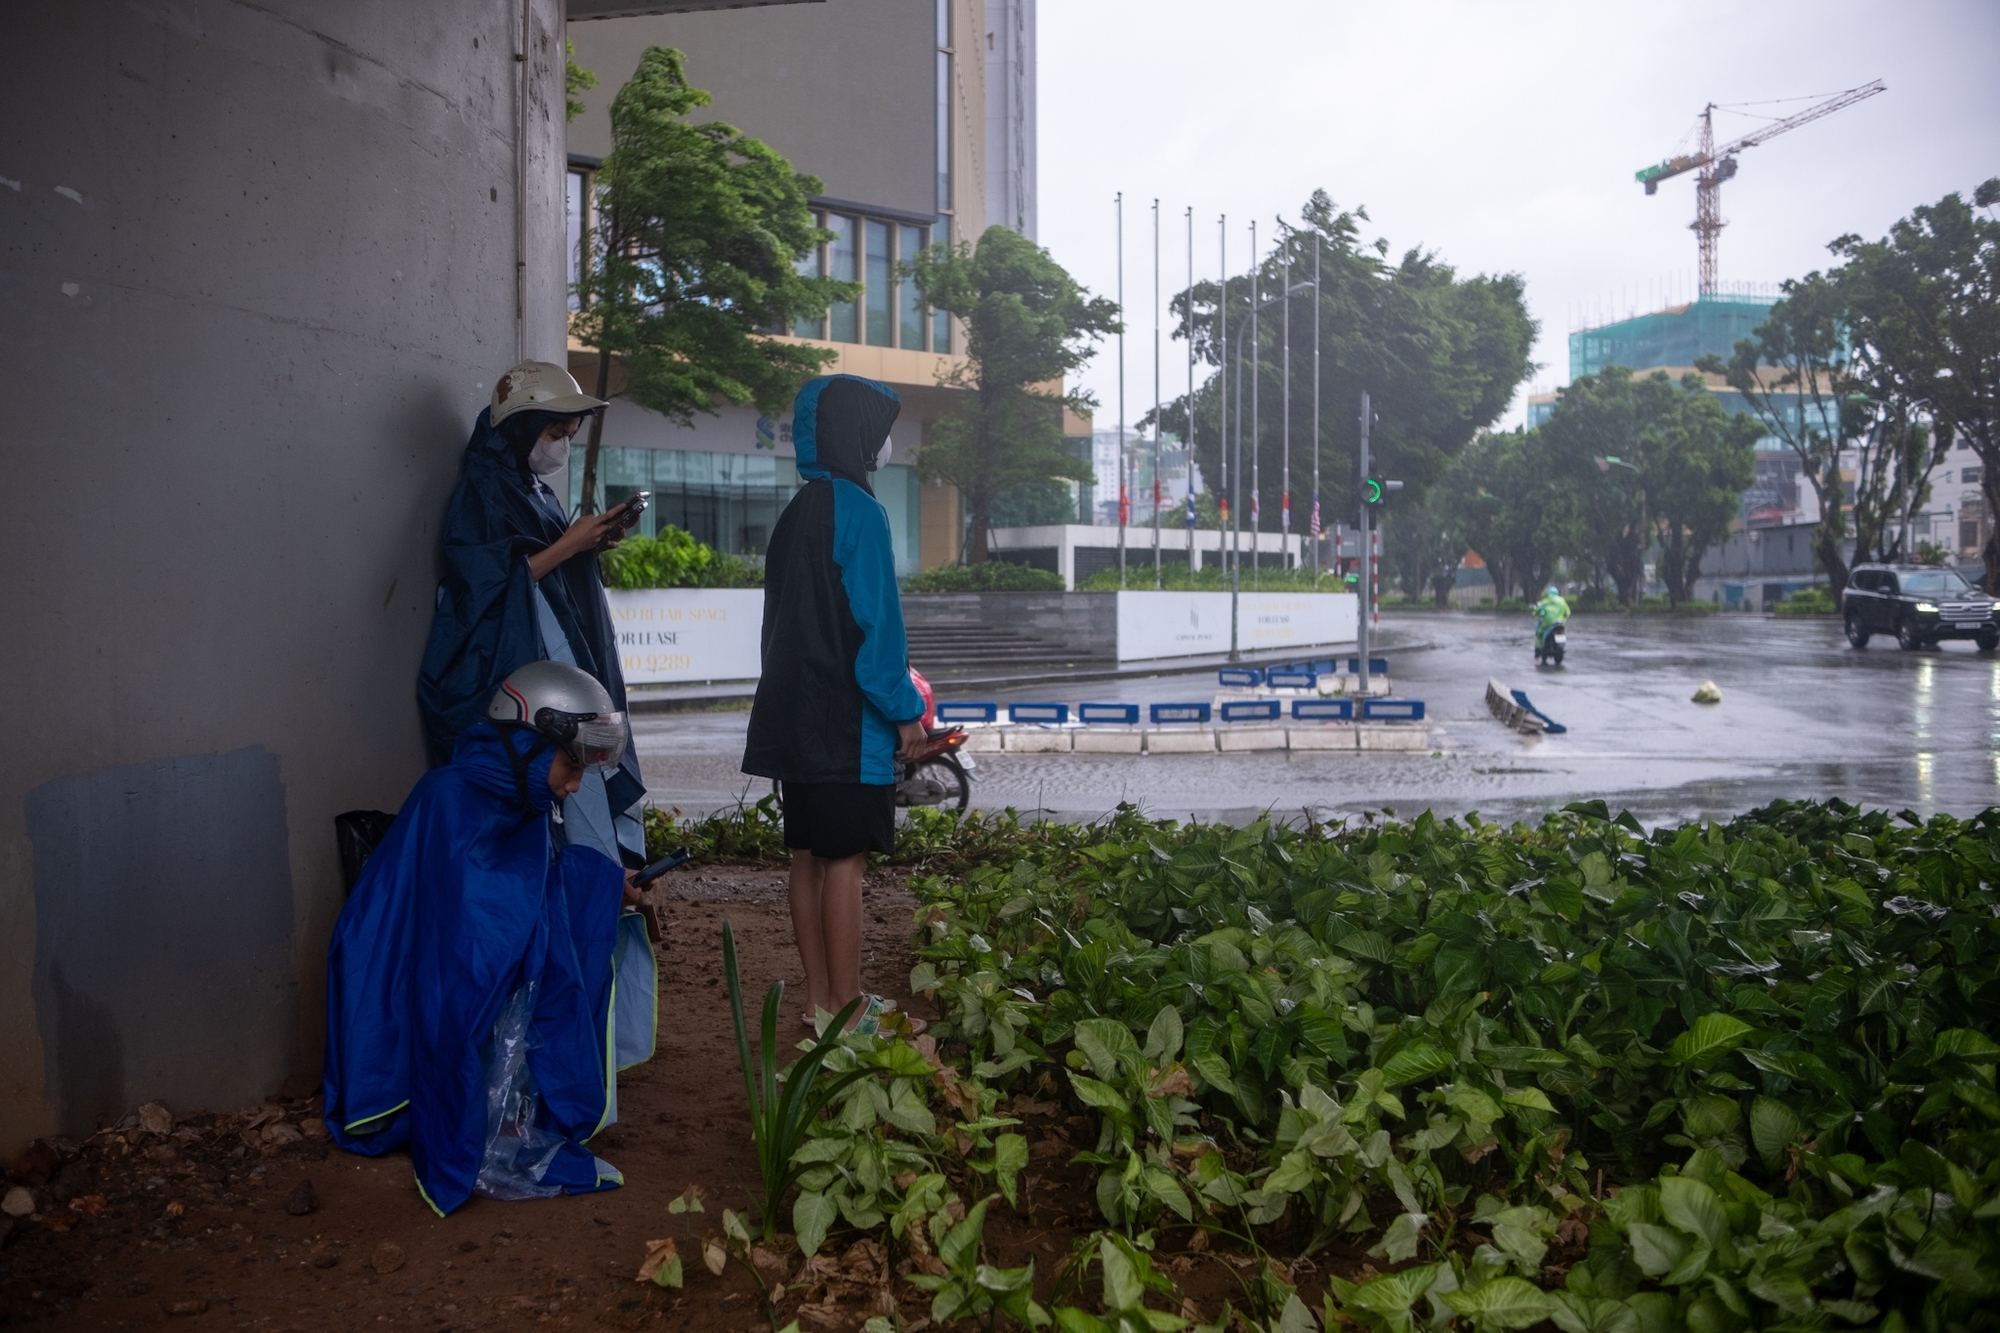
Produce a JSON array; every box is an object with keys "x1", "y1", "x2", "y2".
[{"x1": 334, "y1": 810, "x2": 397, "y2": 896}]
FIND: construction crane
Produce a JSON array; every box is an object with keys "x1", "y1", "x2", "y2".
[{"x1": 1635, "y1": 79, "x2": 1885, "y2": 296}]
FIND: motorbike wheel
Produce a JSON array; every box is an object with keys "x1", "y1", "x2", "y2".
[
  {"x1": 1895, "y1": 615, "x2": 1923, "y2": 651},
  {"x1": 1844, "y1": 612, "x2": 1870, "y2": 649},
  {"x1": 1552, "y1": 643, "x2": 1564, "y2": 665},
  {"x1": 906, "y1": 756, "x2": 970, "y2": 812}
]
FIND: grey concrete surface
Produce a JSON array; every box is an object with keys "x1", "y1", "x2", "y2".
[
  {"x1": 2, "y1": 0, "x2": 566, "y2": 1153},
  {"x1": 632, "y1": 611, "x2": 2000, "y2": 828}
]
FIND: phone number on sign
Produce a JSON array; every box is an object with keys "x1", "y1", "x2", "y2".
[{"x1": 623, "y1": 653, "x2": 693, "y2": 673}]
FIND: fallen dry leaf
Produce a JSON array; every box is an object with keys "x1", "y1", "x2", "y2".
[
  {"x1": 164, "y1": 1298, "x2": 209, "y2": 1317},
  {"x1": 1187, "y1": 1229, "x2": 1210, "y2": 1252},
  {"x1": 68, "y1": 1195, "x2": 107, "y2": 1219},
  {"x1": 137, "y1": 1102, "x2": 173, "y2": 1137},
  {"x1": 262, "y1": 1122, "x2": 303, "y2": 1146},
  {"x1": 162, "y1": 1200, "x2": 185, "y2": 1219},
  {"x1": 701, "y1": 1237, "x2": 727, "y2": 1277},
  {"x1": 636, "y1": 1237, "x2": 679, "y2": 1284}
]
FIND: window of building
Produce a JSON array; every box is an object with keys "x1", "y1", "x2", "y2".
[
  {"x1": 935, "y1": 0, "x2": 951, "y2": 215},
  {"x1": 1965, "y1": 465, "x2": 1984, "y2": 485},
  {"x1": 565, "y1": 168, "x2": 586, "y2": 313},
  {"x1": 793, "y1": 241, "x2": 824, "y2": 339},
  {"x1": 569, "y1": 445, "x2": 920, "y2": 574},
  {"x1": 827, "y1": 214, "x2": 859, "y2": 343},
  {"x1": 790, "y1": 210, "x2": 940, "y2": 352},
  {"x1": 898, "y1": 224, "x2": 927, "y2": 351},
  {"x1": 865, "y1": 219, "x2": 894, "y2": 347}
]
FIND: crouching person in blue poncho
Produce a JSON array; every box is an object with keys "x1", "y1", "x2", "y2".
[{"x1": 323, "y1": 662, "x2": 657, "y2": 1215}]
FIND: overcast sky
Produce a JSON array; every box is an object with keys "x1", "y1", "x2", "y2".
[{"x1": 1037, "y1": 0, "x2": 2000, "y2": 436}]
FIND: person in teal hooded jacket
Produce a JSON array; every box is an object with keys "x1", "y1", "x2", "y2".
[{"x1": 742, "y1": 375, "x2": 926, "y2": 1034}]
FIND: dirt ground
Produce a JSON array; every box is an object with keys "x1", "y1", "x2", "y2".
[{"x1": 2, "y1": 868, "x2": 1417, "y2": 1332}]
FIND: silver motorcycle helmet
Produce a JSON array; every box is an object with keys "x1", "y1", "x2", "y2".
[{"x1": 487, "y1": 660, "x2": 629, "y2": 773}]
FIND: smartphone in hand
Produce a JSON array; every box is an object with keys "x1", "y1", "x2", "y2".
[{"x1": 633, "y1": 845, "x2": 691, "y2": 889}]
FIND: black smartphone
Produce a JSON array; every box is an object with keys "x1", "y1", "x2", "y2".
[
  {"x1": 633, "y1": 845, "x2": 692, "y2": 888},
  {"x1": 614, "y1": 491, "x2": 650, "y2": 530}
]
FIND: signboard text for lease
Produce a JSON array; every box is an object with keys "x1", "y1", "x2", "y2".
[{"x1": 607, "y1": 589, "x2": 763, "y2": 684}]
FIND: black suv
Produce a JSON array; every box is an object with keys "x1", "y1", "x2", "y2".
[{"x1": 1842, "y1": 564, "x2": 1998, "y2": 652}]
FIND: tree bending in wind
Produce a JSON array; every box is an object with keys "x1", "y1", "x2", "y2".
[
  {"x1": 570, "y1": 47, "x2": 853, "y2": 511},
  {"x1": 909, "y1": 226, "x2": 1121, "y2": 564}
]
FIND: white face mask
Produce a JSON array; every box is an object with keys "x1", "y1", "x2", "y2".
[
  {"x1": 526, "y1": 435, "x2": 571, "y2": 477},
  {"x1": 867, "y1": 438, "x2": 893, "y2": 472}
]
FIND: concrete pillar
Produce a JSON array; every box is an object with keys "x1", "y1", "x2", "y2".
[{"x1": 0, "y1": 0, "x2": 567, "y2": 1155}]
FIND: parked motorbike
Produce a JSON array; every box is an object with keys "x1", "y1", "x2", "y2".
[
  {"x1": 895, "y1": 667, "x2": 973, "y2": 811},
  {"x1": 1535, "y1": 620, "x2": 1567, "y2": 667}
]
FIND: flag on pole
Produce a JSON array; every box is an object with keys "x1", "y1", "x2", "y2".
[
  {"x1": 1119, "y1": 486, "x2": 1130, "y2": 526},
  {"x1": 1311, "y1": 491, "x2": 1321, "y2": 538},
  {"x1": 1281, "y1": 491, "x2": 1290, "y2": 532},
  {"x1": 1185, "y1": 492, "x2": 1197, "y2": 529}
]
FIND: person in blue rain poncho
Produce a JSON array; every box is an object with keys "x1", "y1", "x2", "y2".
[
  {"x1": 324, "y1": 661, "x2": 657, "y2": 1216},
  {"x1": 418, "y1": 359, "x2": 647, "y2": 872}
]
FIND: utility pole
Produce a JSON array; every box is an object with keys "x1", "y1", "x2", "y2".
[
  {"x1": 1186, "y1": 207, "x2": 1195, "y2": 572},
  {"x1": 1223, "y1": 216, "x2": 1239, "y2": 661},
  {"x1": 1356, "y1": 391, "x2": 1372, "y2": 696}
]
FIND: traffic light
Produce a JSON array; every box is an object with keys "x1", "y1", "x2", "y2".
[{"x1": 1362, "y1": 477, "x2": 1403, "y2": 505}]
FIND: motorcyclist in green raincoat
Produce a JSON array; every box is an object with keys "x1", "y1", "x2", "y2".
[{"x1": 1534, "y1": 585, "x2": 1570, "y2": 659}]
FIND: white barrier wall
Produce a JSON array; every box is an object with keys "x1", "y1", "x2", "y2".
[
  {"x1": 1115, "y1": 591, "x2": 1358, "y2": 662},
  {"x1": 608, "y1": 589, "x2": 765, "y2": 684}
]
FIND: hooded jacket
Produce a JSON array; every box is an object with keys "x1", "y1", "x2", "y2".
[
  {"x1": 742, "y1": 376, "x2": 926, "y2": 786},
  {"x1": 322, "y1": 722, "x2": 633, "y2": 1215},
  {"x1": 416, "y1": 410, "x2": 644, "y2": 818}
]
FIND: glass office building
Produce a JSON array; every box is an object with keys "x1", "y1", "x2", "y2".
[{"x1": 568, "y1": 444, "x2": 922, "y2": 579}]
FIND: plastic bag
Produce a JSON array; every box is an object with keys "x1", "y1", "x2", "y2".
[
  {"x1": 472, "y1": 982, "x2": 569, "y2": 1201},
  {"x1": 333, "y1": 809, "x2": 397, "y2": 895}
]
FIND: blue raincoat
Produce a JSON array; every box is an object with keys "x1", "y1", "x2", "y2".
[
  {"x1": 416, "y1": 409, "x2": 645, "y2": 824},
  {"x1": 323, "y1": 722, "x2": 654, "y2": 1216}
]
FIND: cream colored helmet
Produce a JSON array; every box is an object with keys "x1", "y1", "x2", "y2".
[{"x1": 490, "y1": 360, "x2": 607, "y2": 426}]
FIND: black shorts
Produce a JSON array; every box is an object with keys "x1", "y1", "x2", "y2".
[{"x1": 780, "y1": 782, "x2": 895, "y2": 859}]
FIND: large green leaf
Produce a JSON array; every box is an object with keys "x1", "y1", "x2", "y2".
[
  {"x1": 1623, "y1": 1222, "x2": 1690, "y2": 1278},
  {"x1": 1666, "y1": 1013, "x2": 1754, "y2": 1068},
  {"x1": 1380, "y1": 1041, "x2": 1453, "y2": 1087},
  {"x1": 1442, "y1": 1276, "x2": 1555, "y2": 1329},
  {"x1": 1075, "y1": 1017, "x2": 1140, "y2": 1080},
  {"x1": 793, "y1": 1188, "x2": 836, "y2": 1257},
  {"x1": 1658, "y1": 1175, "x2": 1727, "y2": 1246},
  {"x1": 1749, "y1": 1096, "x2": 1801, "y2": 1168},
  {"x1": 993, "y1": 1133, "x2": 1029, "y2": 1207}
]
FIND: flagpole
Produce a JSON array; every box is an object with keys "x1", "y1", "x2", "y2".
[
  {"x1": 1152, "y1": 197, "x2": 1161, "y2": 588},
  {"x1": 1116, "y1": 191, "x2": 1126, "y2": 587},
  {"x1": 1186, "y1": 207, "x2": 1195, "y2": 571},
  {"x1": 1250, "y1": 218, "x2": 1260, "y2": 591},
  {"x1": 1282, "y1": 228, "x2": 1291, "y2": 573},
  {"x1": 1222, "y1": 213, "x2": 1237, "y2": 661},
  {"x1": 1311, "y1": 231, "x2": 1322, "y2": 581}
]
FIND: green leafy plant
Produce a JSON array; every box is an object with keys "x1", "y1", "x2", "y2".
[
  {"x1": 722, "y1": 919, "x2": 867, "y2": 1242},
  {"x1": 906, "y1": 1194, "x2": 1050, "y2": 1330},
  {"x1": 902, "y1": 561, "x2": 1066, "y2": 592},
  {"x1": 1774, "y1": 585, "x2": 1837, "y2": 616},
  {"x1": 601, "y1": 526, "x2": 764, "y2": 589}
]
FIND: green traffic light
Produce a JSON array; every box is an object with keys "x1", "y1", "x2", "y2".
[{"x1": 1364, "y1": 478, "x2": 1382, "y2": 504}]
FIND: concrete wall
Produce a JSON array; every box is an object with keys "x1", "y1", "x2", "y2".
[
  {"x1": 903, "y1": 593, "x2": 1118, "y2": 658},
  {"x1": 569, "y1": 0, "x2": 938, "y2": 219},
  {"x1": 0, "y1": 0, "x2": 568, "y2": 1154}
]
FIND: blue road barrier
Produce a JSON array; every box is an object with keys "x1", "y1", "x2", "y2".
[
  {"x1": 1220, "y1": 699, "x2": 1282, "y2": 723},
  {"x1": 1008, "y1": 702, "x2": 1069, "y2": 724},
  {"x1": 1292, "y1": 698, "x2": 1355, "y2": 721},
  {"x1": 1361, "y1": 698, "x2": 1425, "y2": 721},
  {"x1": 1217, "y1": 667, "x2": 1263, "y2": 687},
  {"x1": 1149, "y1": 702, "x2": 1212, "y2": 724},
  {"x1": 935, "y1": 702, "x2": 998, "y2": 723},
  {"x1": 1345, "y1": 658, "x2": 1391, "y2": 675},
  {"x1": 1077, "y1": 702, "x2": 1141, "y2": 725},
  {"x1": 1265, "y1": 668, "x2": 1317, "y2": 689}
]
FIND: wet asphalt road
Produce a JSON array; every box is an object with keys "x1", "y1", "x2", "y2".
[{"x1": 632, "y1": 610, "x2": 2000, "y2": 829}]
